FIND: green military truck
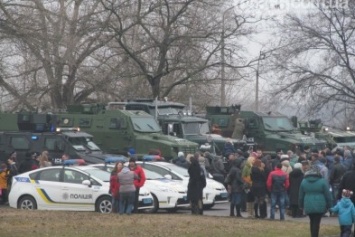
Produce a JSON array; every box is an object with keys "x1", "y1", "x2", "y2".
[
  {"x1": 122, "y1": 100, "x2": 248, "y2": 156},
  {"x1": 205, "y1": 106, "x2": 327, "y2": 154},
  {"x1": 298, "y1": 119, "x2": 355, "y2": 149},
  {"x1": 0, "y1": 112, "x2": 124, "y2": 165},
  {"x1": 56, "y1": 104, "x2": 198, "y2": 160}
]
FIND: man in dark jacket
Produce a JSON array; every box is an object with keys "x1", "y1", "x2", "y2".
[
  {"x1": 175, "y1": 152, "x2": 189, "y2": 169},
  {"x1": 225, "y1": 159, "x2": 244, "y2": 217},
  {"x1": 288, "y1": 163, "x2": 304, "y2": 217},
  {"x1": 330, "y1": 156, "x2": 346, "y2": 206},
  {"x1": 18, "y1": 152, "x2": 39, "y2": 174},
  {"x1": 188, "y1": 153, "x2": 206, "y2": 215}
]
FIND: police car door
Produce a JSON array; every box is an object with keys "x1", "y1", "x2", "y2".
[
  {"x1": 61, "y1": 168, "x2": 95, "y2": 211},
  {"x1": 33, "y1": 167, "x2": 65, "y2": 210}
]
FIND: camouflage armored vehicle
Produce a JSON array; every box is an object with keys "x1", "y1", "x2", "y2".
[
  {"x1": 298, "y1": 119, "x2": 355, "y2": 149},
  {"x1": 56, "y1": 104, "x2": 198, "y2": 160},
  {"x1": 205, "y1": 106, "x2": 327, "y2": 154},
  {"x1": 0, "y1": 112, "x2": 123, "y2": 165},
  {"x1": 122, "y1": 99, "x2": 247, "y2": 156}
]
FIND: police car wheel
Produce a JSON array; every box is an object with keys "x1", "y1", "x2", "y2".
[
  {"x1": 143, "y1": 194, "x2": 158, "y2": 213},
  {"x1": 203, "y1": 204, "x2": 214, "y2": 210},
  {"x1": 166, "y1": 207, "x2": 178, "y2": 213},
  {"x1": 96, "y1": 196, "x2": 112, "y2": 213},
  {"x1": 18, "y1": 196, "x2": 37, "y2": 210}
]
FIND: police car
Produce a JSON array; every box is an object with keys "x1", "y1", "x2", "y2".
[
  {"x1": 8, "y1": 160, "x2": 153, "y2": 213},
  {"x1": 91, "y1": 157, "x2": 190, "y2": 213},
  {"x1": 136, "y1": 157, "x2": 228, "y2": 209}
]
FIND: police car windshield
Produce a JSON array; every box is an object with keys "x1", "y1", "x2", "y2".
[
  {"x1": 131, "y1": 117, "x2": 161, "y2": 133},
  {"x1": 262, "y1": 117, "x2": 294, "y2": 131},
  {"x1": 144, "y1": 168, "x2": 165, "y2": 180},
  {"x1": 164, "y1": 164, "x2": 189, "y2": 177},
  {"x1": 83, "y1": 168, "x2": 110, "y2": 182},
  {"x1": 68, "y1": 137, "x2": 101, "y2": 151}
]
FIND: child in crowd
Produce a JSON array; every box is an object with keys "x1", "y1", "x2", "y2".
[{"x1": 330, "y1": 189, "x2": 355, "y2": 237}]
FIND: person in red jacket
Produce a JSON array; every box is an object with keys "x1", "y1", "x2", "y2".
[
  {"x1": 266, "y1": 163, "x2": 289, "y2": 220},
  {"x1": 110, "y1": 162, "x2": 123, "y2": 213},
  {"x1": 129, "y1": 157, "x2": 146, "y2": 213}
]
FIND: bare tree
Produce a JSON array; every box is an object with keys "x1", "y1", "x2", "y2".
[
  {"x1": 100, "y1": 0, "x2": 260, "y2": 103},
  {"x1": 0, "y1": 0, "x2": 114, "y2": 109},
  {"x1": 270, "y1": 5, "x2": 355, "y2": 116}
]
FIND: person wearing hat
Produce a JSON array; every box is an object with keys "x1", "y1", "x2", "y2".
[
  {"x1": 175, "y1": 151, "x2": 189, "y2": 169},
  {"x1": 128, "y1": 157, "x2": 146, "y2": 213},
  {"x1": 330, "y1": 189, "x2": 355, "y2": 237},
  {"x1": 299, "y1": 164, "x2": 332, "y2": 237}
]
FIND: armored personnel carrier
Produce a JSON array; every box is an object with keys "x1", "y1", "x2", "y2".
[
  {"x1": 122, "y1": 99, "x2": 248, "y2": 156},
  {"x1": 205, "y1": 106, "x2": 327, "y2": 154},
  {"x1": 0, "y1": 112, "x2": 120, "y2": 164}
]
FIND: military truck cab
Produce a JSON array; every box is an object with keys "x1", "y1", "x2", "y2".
[
  {"x1": 57, "y1": 104, "x2": 198, "y2": 160},
  {"x1": 298, "y1": 119, "x2": 355, "y2": 149},
  {"x1": 124, "y1": 100, "x2": 247, "y2": 156},
  {"x1": 206, "y1": 106, "x2": 326, "y2": 154},
  {"x1": 0, "y1": 112, "x2": 114, "y2": 165}
]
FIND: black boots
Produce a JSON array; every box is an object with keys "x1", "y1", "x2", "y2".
[
  {"x1": 236, "y1": 205, "x2": 243, "y2": 217},
  {"x1": 230, "y1": 203, "x2": 235, "y2": 216},
  {"x1": 259, "y1": 201, "x2": 267, "y2": 219},
  {"x1": 254, "y1": 203, "x2": 260, "y2": 218}
]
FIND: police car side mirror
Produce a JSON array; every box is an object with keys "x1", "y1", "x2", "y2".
[
  {"x1": 164, "y1": 174, "x2": 172, "y2": 180},
  {"x1": 82, "y1": 180, "x2": 91, "y2": 187}
]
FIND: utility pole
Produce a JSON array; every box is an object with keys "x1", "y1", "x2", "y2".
[
  {"x1": 255, "y1": 51, "x2": 265, "y2": 112},
  {"x1": 221, "y1": 6, "x2": 234, "y2": 106}
]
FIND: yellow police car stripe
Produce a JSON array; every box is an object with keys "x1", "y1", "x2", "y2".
[{"x1": 31, "y1": 179, "x2": 92, "y2": 206}]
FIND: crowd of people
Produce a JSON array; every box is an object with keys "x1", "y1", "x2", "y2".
[
  {"x1": 173, "y1": 142, "x2": 355, "y2": 237},
  {"x1": 0, "y1": 150, "x2": 70, "y2": 205}
]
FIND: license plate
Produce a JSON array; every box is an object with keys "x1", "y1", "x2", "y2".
[
  {"x1": 220, "y1": 192, "x2": 228, "y2": 198},
  {"x1": 143, "y1": 198, "x2": 153, "y2": 204}
]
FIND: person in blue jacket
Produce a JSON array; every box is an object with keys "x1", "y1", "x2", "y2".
[
  {"x1": 330, "y1": 189, "x2": 355, "y2": 237},
  {"x1": 299, "y1": 164, "x2": 332, "y2": 237}
]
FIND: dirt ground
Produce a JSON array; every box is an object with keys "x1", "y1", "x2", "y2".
[{"x1": 0, "y1": 208, "x2": 339, "y2": 237}]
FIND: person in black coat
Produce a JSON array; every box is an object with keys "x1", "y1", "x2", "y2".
[
  {"x1": 289, "y1": 163, "x2": 304, "y2": 218},
  {"x1": 187, "y1": 153, "x2": 206, "y2": 215},
  {"x1": 251, "y1": 159, "x2": 267, "y2": 218},
  {"x1": 18, "y1": 152, "x2": 39, "y2": 174}
]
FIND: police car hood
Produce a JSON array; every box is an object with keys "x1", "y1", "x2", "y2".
[{"x1": 147, "y1": 179, "x2": 187, "y2": 193}]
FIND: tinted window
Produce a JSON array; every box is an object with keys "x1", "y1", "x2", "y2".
[
  {"x1": 44, "y1": 137, "x2": 60, "y2": 151},
  {"x1": 79, "y1": 118, "x2": 92, "y2": 127},
  {"x1": 10, "y1": 136, "x2": 29, "y2": 150},
  {"x1": 38, "y1": 169, "x2": 61, "y2": 182}
]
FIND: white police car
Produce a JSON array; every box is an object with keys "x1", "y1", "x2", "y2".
[
  {"x1": 136, "y1": 157, "x2": 228, "y2": 209},
  {"x1": 8, "y1": 159, "x2": 153, "y2": 213},
  {"x1": 91, "y1": 163, "x2": 189, "y2": 213}
]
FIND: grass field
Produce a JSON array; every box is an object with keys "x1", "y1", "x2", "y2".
[{"x1": 0, "y1": 209, "x2": 339, "y2": 237}]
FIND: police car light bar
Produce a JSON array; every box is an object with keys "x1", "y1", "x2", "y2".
[
  {"x1": 56, "y1": 127, "x2": 80, "y2": 132},
  {"x1": 142, "y1": 155, "x2": 161, "y2": 161},
  {"x1": 63, "y1": 159, "x2": 86, "y2": 166},
  {"x1": 104, "y1": 156, "x2": 127, "y2": 164}
]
